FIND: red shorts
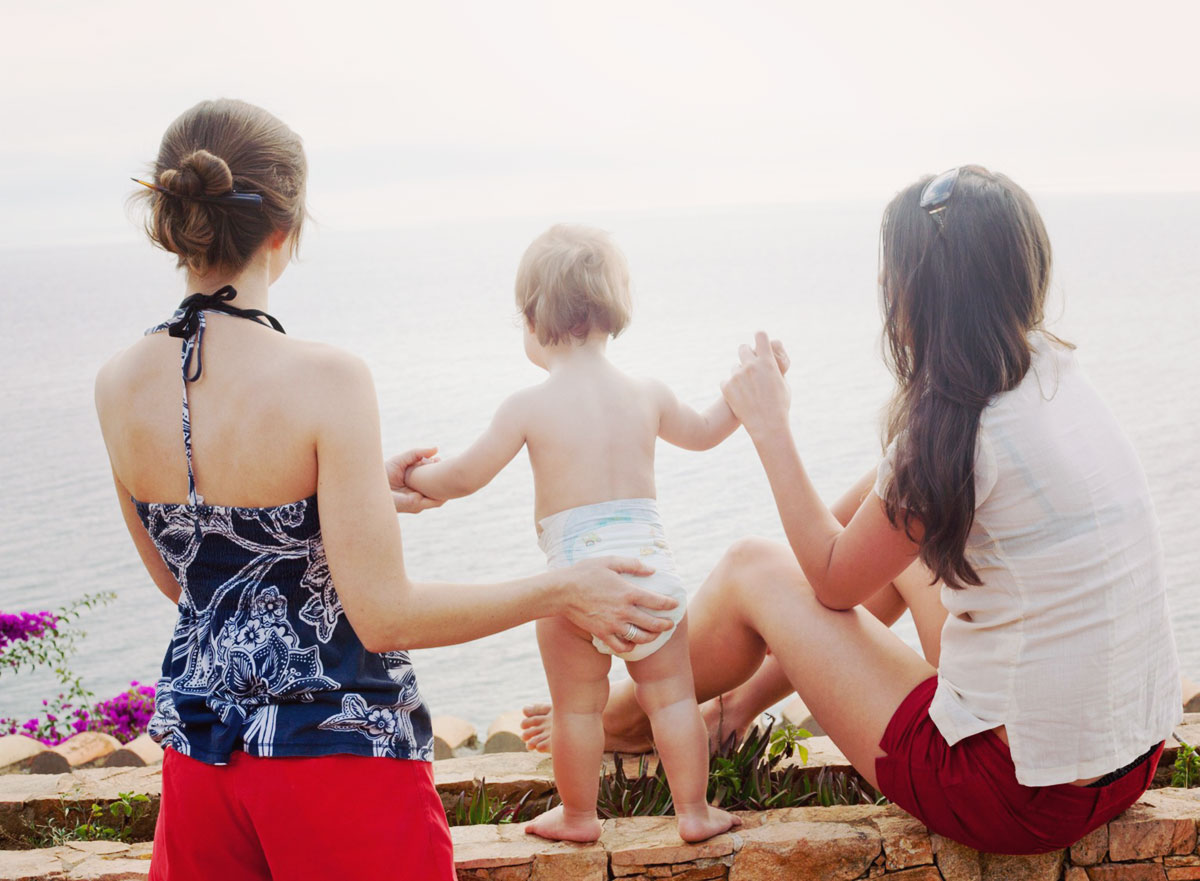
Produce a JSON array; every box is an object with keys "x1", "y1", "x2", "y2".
[
  {"x1": 874, "y1": 676, "x2": 1162, "y2": 855},
  {"x1": 151, "y1": 749, "x2": 454, "y2": 881}
]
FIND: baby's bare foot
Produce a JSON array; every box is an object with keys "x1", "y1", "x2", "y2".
[
  {"x1": 676, "y1": 805, "x2": 742, "y2": 843},
  {"x1": 524, "y1": 805, "x2": 603, "y2": 842},
  {"x1": 521, "y1": 703, "x2": 656, "y2": 754}
]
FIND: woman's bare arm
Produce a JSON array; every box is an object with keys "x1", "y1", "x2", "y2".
[
  {"x1": 109, "y1": 470, "x2": 182, "y2": 604},
  {"x1": 313, "y1": 352, "x2": 677, "y2": 653},
  {"x1": 722, "y1": 333, "x2": 920, "y2": 610},
  {"x1": 829, "y1": 467, "x2": 878, "y2": 526}
]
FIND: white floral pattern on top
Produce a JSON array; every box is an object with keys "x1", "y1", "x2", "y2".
[
  {"x1": 318, "y1": 667, "x2": 427, "y2": 758},
  {"x1": 137, "y1": 307, "x2": 433, "y2": 765},
  {"x1": 299, "y1": 538, "x2": 342, "y2": 643}
]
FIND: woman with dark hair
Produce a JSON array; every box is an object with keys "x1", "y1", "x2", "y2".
[
  {"x1": 94, "y1": 98, "x2": 677, "y2": 880},
  {"x1": 523, "y1": 166, "x2": 1181, "y2": 854}
]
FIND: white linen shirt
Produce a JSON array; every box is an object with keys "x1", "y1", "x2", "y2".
[{"x1": 876, "y1": 333, "x2": 1180, "y2": 786}]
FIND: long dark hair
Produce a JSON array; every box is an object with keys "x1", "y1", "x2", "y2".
[{"x1": 879, "y1": 165, "x2": 1060, "y2": 588}]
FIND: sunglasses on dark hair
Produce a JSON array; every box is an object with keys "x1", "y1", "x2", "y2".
[
  {"x1": 131, "y1": 178, "x2": 264, "y2": 207},
  {"x1": 919, "y1": 167, "x2": 959, "y2": 226}
]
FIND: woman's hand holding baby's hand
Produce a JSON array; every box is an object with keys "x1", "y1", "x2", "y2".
[
  {"x1": 771, "y1": 338, "x2": 790, "y2": 375},
  {"x1": 722, "y1": 332, "x2": 791, "y2": 440},
  {"x1": 561, "y1": 557, "x2": 676, "y2": 655},
  {"x1": 385, "y1": 447, "x2": 445, "y2": 514}
]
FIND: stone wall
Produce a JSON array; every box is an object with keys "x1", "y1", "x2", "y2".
[
  {"x1": 450, "y1": 791, "x2": 1200, "y2": 881},
  {"x1": 3, "y1": 788, "x2": 1200, "y2": 879},
  {"x1": 3, "y1": 723, "x2": 1200, "y2": 879}
]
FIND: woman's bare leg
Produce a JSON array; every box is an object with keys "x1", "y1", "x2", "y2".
[
  {"x1": 683, "y1": 538, "x2": 934, "y2": 786},
  {"x1": 698, "y1": 653, "x2": 794, "y2": 747},
  {"x1": 697, "y1": 558, "x2": 947, "y2": 741},
  {"x1": 696, "y1": 580, "x2": 909, "y2": 744}
]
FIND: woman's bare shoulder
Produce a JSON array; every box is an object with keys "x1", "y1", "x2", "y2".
[
  {"x1": 94, "y1": 334, "x2": 174, "y2": 414},
  {"x1": 283, "y1": 338, "x2": 373, "y2": 390},
  {"x1": 268, "y1": 339, "x2": 380, "y2": 434}
]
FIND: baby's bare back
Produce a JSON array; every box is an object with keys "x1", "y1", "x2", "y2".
[{"x1": 524, "y1": 361, "x2": 662, "y2": 524}]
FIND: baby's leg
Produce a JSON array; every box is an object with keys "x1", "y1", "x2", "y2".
[
  {"x1": 525, "y1": 616, "x2": 611, "y2": 843},
  {"x1": 626, "y1": 615, "x2": 741, "y2": 843}
]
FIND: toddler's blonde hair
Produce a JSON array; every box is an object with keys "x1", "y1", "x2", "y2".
[{"x1": 515, "y1": 224, "x2": 632, "y2": 345}]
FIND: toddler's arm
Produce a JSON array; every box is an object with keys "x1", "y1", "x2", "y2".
[
  {"x1": 405, "y1": 391, "x2": 530, "y2": 501},
  {"x1": 652, "y1": 341, "x2": 790, "y2": 451},
  {"x1": 650, "y1": 380, "x2": 740, "y2": 451}
]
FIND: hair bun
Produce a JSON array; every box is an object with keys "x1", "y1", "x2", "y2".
[
  {"x1": 138, "y1": 99, "x2": 306, "y2": 274},
  {"x1": 159, "y1": 149, "x2": 233, "y2": 198}
]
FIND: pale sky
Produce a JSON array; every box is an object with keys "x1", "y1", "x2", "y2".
[{"x1": 1, "y1": 0, "x2": 1197, "y2": 245}]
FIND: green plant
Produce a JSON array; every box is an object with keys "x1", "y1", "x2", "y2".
[
  {"x1": 769, "y1": 722, "x2": 812, "y2": 763},
  {"x1": 708, "y1": 717, "x2": 822, "y2": 810},
  {"x1": 595, "y1": 716, "x2": 885, "y2": 818},
  {"x1": 1, "y1": 592, "x2": 119, "y2": 744},
  {"x1": 597, "y1": 753, "x2": 674, "y2": 818},
  {"x1": 1171, "y1": 739, "x2": 1200, "y2": 789},
  {"x1": 711, "y1": 718, "x2": 886, "y2": 810},
  {"x1": 26, "y1": 792, "x2": 151, "y2": 847},
  {"x1": 77, "y1": 792, "x2": 152, "y2": 842},
  {"x1": 445, "y1": 778, "x2": 556, "y2": 826},
  {"x1": 1, "y1": 593, "x2": 115, "y2": 683},
  {"x1": 803, "y1": 766, "x2": 888, "y2": 807}
]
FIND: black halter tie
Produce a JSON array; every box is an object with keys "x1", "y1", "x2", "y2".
[{"x1": 166, "y1": 285, "x2": 286, "y2": 382}]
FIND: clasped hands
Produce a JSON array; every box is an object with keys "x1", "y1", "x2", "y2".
[
  {"x1": 386, "y1": 331, "x2": 790, "y2": 514},
  {"x1": 385, "y1": 447, "x2": 444, "y2": 514},
  {"x1": 722, "y1": 331, "x2": 792, "y2": 438}
]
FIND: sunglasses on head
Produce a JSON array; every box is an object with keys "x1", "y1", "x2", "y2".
[{"x1": 919, "y1": 167, "x2": 960, "y2": 226}]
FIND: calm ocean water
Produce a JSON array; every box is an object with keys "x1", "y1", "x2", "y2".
[{"x1": 1, "y1": 195, "x2": 1197, "y2": 732}]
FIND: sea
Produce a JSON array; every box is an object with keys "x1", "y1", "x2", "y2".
[{"x1": 1, "y1": 194, "x2": 1197, "y2": 733}]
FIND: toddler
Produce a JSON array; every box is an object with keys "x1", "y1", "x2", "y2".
[{"x1": 405, "y1": 224, "x2": 746, "y2": 843}]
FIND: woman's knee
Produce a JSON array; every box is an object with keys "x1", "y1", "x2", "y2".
[
  {"x1": 724, "y1": 536, "x2": 790, "y2": 573},
  {"x1": 715, "y1": 537, "x2": 812, "y2": 606}
]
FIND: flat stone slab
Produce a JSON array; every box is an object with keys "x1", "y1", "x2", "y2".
[
  {"x1": 601, "y1": 815, "x2": 737, "y2": 869},
  {"x1": 0, "y1": 768, "x2": 161, "y2": 847},
  {"x1": 434, "y1": 751, "x2": 557, "y2": 803},
  {"x1": 0, "y1": 842, "x2": 152, "y2": 880},
  {"x1": 740, "y1": 804, "x2": 896, "y2": 828},
  {"x1": 731, "y1": 819, "x2": 882, "y2": 881},
  {"x1": 451, "y1": 822, "x2": 605, "y2": 870},
  {"x1": 1107, "y1": 789, "x2": 1200, "y2": 861},
  {"x1": 432, "y1": 751, "x2": 665, "y2": 805}
]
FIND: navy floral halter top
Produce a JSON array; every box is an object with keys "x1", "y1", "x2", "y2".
[{"x1": 137, "y1": 289, "x2": 433, "y2": 765}]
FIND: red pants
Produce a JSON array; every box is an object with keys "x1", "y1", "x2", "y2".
[
  {"x1": 151, "y1": 748, "x2": 454, "y2": 880},
  {"x1": 875, "y1": 676, "x2": 1162, "y2": 854}
]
